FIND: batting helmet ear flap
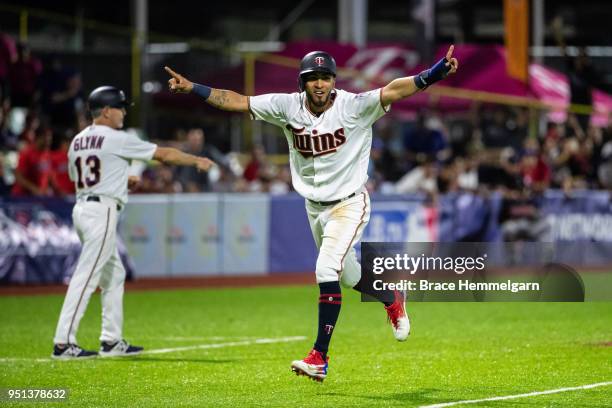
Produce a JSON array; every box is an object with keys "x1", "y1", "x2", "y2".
[{"x1": 298, "y1": 76, "x2": 304, "y2": 92}]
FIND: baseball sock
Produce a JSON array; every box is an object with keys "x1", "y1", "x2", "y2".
[
  {"x1": 313, "y1": 281, "x2": 342, "y2": 356},
  {"x1": 353, "y1": 277, "x2": 392, "y2": 307}
]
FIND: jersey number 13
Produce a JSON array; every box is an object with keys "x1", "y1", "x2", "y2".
[{"x1": 74, "y1": 155, "x2": 101, "y2": 188}]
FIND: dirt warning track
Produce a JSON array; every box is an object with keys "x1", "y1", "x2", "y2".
[{"x1": 0, "y1": 272, "x2": 316, "y2": 296}]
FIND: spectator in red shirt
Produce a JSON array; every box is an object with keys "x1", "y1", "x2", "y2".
[
  {"x1": 11, "y1": 124, "x2": 53, "y2": 196},
  {"x1": 50, "y1": 133, "x2": 75, "y2": 196},
  {"x1": 243, "y1": 144, "x2": 266, "y2": 182},
  {"x1": 521, "y1": 151, "x2": 551, "y2": 192},
  {"x1": 9, "y1": 42, "x2": 42, "y2": 108}
]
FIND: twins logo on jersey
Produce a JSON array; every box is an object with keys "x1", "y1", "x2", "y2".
[{"x1": 286, "y1": 124, "x2": 346, "y2": 158}]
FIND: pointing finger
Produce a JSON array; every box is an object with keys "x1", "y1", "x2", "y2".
[
  {"x1": 164, "y1": 66, "x2": 181, "y2": 80},
  {"x1": 445, "y1": 45, "x2": 454, "y2": 61}
]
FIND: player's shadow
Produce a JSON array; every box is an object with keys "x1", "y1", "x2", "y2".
[
  {"x1": 322, "y1": 388, "x2": 442, "y2": 405},
  {"x1": 98, "y1": 357, "x2": 239, "y2": 364}
]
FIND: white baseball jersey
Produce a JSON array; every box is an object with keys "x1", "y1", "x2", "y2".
[
  {"x1": 249, "y1": 89, "x2": 389, "y2": 202},
  {"x1": 68, "y1": 124, "x2": 157, "y2": 205}
]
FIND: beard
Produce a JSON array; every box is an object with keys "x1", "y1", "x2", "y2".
[{"x1": 306, "y1": 90, "x2": 330, "y2": 108}]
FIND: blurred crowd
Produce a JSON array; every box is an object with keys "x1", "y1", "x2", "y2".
[
  {"x1": 129, "y1": 128, "x2": 293, "y2": 195},
  {"x1": 0, "y1": 34, "x2": 294, "y2": 197},
  {"x1": 1, "y1": 33, "x2": 611, "y2": 204},
  {"x1": 0, "y1": 33, "x2": 86, "y2": 197},
  {"x1": 368, "y1": 106, "x2": 612, "y2": 197},
  {"x1": 365, "y1": 106, "x2": 612, "y2": 242}
]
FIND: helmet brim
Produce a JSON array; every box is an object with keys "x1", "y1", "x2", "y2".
[{"x1": 299, "y1": 68, "x2": 336, "y2": 78}]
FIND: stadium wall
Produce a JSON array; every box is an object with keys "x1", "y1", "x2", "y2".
[{"x1": 1, "y1": 191, "x2": 612, "y2": 283}]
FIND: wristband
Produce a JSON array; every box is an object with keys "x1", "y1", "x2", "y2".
[
  {"x1": 192, "y1": 83, "x2": 212, "y2": 100},
  {"x1": 414, "y1": 57, "x2": 451, "y2": 90}
]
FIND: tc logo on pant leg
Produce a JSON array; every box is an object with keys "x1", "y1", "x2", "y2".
[{"x1": 325, "y1": 324, "x2": 334, "y2": 335}]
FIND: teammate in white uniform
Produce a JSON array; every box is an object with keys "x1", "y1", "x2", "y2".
[
  {"x1": 52, "y1": 86, "x2": 214, "y2": 360},
  {"x1": 165, "y1": 46, "x2": 458, "y2": 380}
]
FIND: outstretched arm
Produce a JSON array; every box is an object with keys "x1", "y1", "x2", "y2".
[
  {"x1": 153, "y1": 147, "x2": 215, "y2": 172},
  {"x1": 164, "y1": 66, "x2": 249, "y2": 112},
  {"x1": 381, "y1": 45, "x2": 459, "y2": 106}
]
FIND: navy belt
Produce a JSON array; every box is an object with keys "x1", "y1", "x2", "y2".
[
  {"x1": 308, "y1": 192, "x2": 357, "y2": 207},
  {"x1": 86, "y1": 196, "x2": 122, "y2": 211}
]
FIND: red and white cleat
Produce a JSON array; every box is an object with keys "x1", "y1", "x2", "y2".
[
  {"x1": 291, "y1": 349, "x2": 329, "y2": 382},
  {"x1": 385, "y1": 290, "x2": 410, "y2": 341}
]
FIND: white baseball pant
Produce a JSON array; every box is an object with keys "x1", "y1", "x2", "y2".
[
  {"x1": 306, "y1": 188, "x2": 371, "y2": 287},
  {"x1": 53, "y1": 196, "x2": 125, "y2": 345}
]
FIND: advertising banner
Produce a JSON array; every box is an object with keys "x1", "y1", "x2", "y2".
[
  {"x1": 156, "y1": 42, "x2": 612, "y2": 125},
  {"x1": 438, "y1": 193, "x2": 503, "y2": 242},
  {"x1": 119, "y1": 195, "x2": 169, "y2": 277},
  {"x1": 221, "y1": 194, "x2": 270, "y2": 275},
  {"x1": 268, "y1": 194, "x2": 317, "y2": 273},
  {"x1": 167, "y1": 195, "x2": 221, "y2": 276},
  {"x1": 359, "y1": 196, "x2": 434, "y2": 260},
  {"x1": 4, "y1": 191, "x2": 612, "y2": 283},
  {"x1": 540, "y1": 191, "x2": 612, "y2": 265},
  {"x1": 362, "y1": 198, "x2": 433, "y2": 243}
]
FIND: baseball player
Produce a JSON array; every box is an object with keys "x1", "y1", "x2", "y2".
[
  {"x1": 52, "y1": 86, "x2": 214, "y2": 359},
  {"x1": 165, "y1": 46, "x2": 458, "y2": 380}
]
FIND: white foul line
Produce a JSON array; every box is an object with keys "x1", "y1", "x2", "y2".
[
  {"x1": 0, "y1": 358, "x2": 52, "y2": 363},
  {"x1": 0, "y1": 336, "x2": 307, "y2": 362},
  {"x1": 142, "y1": 336, "x2": 306, "y2": 355},
  {"x1": 420, "y1": 381, "x2": 612, "y2": 408}
]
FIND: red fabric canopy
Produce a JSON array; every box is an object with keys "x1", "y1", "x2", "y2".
[{"x1": 155, "y1": 41, "x2": 611, "y2": 125}]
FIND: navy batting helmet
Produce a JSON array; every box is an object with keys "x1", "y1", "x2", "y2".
[
  {"x1": 87, "y1": 86, "x2": 131, "y2": 111},
  {"x1": 298, "y1": 51, "x2": 336, "y2": 91}
]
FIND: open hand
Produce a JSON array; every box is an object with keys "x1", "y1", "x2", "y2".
[{"x1": 165, "y1": 66, "x2": 194, "y2": 93}]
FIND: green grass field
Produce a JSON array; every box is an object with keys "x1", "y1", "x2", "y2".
[{"x1": 1, "y1": 285, "x2": 611, "y2": 407}]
